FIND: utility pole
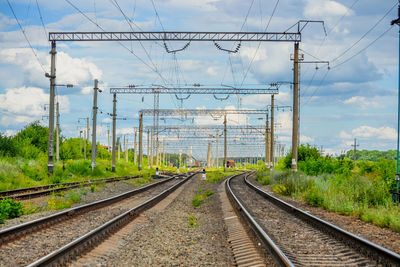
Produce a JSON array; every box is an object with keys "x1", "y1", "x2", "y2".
[
  {"x1": 112, "y1": 93, "x2": 116, "y2": 172},
  {"x1": 162, "y1": 137, "x2": 166, "y2": 167},
  {"x1": 91, "y1": 79, "x2": 99, "y2": 171},
  {"x1": 351, "y1": 138, "x2": 359, "y2": 172},
  {"x1": 216, "y1": 132, "x2": 219, "y2": 169},
  {"x1": 189, "y1": 145, "x2": 192, "y2": 168},
  {"x1": 150, "y1": 128, "x2": 154, "y2": 168},
  {"x1": 79, "y1": 130, "x2": 82, "y2": 156},
  {"x1": 291, "y1": 42, "x2": 300, "y2": 171},
  {"x1": 207, "y1": 143, "x2": 211, "y2": 168},
  {"x1": 265, "y1": 112, "x2": 269, "y2": 168},
  {"x1": 270, "y1": 94, "x2": 275, "y2": 168},
  {"x1": 134, "y1": 131, "x2": 137, "y2": 165},
  {"x1": 391, "y1": 0, "x2": 400, "y2": 201},
  {"x1": 138, "y1": 113, "x2": 143, "y2": 170},
  {"x1": 47, "y1": 41, "x2": 56, "y2": 174},
  {"x1": 56, "y1": 102, "x2": 60, "y2": 163},
  {"x1": 147, "y1": 129, "x2": 150, "y2": 169},
  {"x1": 224, "y1": 114, "x2": 227, "y2": 172},
  {"x1": 125, "y1": 135, "x2": 129, "y2": 162},
  {"x1": 84, "y1": 130, "x2": 87, "y2": 160}
]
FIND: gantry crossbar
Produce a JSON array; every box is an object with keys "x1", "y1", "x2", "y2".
[
  {"x1": 110, "y1": 87, "x2": 278, "y2": 94},
  {"x1": 49, "y1": 31, "x2": 301, "y2": 42}
]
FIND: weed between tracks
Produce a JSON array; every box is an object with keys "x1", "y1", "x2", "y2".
[
  {"x1": 187, "y1": 214, "x2": 200, "y2": 228},
  {"x1": 192, "y1": 189, "x2": 214, "y2": 208}
]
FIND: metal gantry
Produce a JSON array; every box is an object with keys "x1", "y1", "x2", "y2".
[{"x1": 45, "y1": 25, "x2": 316, "y2": 173}]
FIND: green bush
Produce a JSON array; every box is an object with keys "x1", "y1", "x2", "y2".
[{"x1": 0, "y1": 198, "x2": 24, "y2": 223}]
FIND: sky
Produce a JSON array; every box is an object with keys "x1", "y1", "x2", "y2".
[{"x1": 0, "y1": 0, "x2": 399, "y2": 160}]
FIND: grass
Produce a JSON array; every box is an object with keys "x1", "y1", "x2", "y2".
[
  {"x1": 203, "y1": 169, "x2": 238, "y2": 183},
  {"x1": 192, "y1": 188, "x2": 214, "y2": 207},
  {"x1": 0, "y1": 156, "x2": 156, "y2": 191},
  {"x1": 46, "y1": 189, "x2": 83, "y2": 210},
  {"x1": 187, "y1": 214, "x2": 200, "y2": 228},
  {"x1": 256, "y1": 170, "x2": 400, "y2": 232}
]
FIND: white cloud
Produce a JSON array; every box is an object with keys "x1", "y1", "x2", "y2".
[
  {"x1": 242, "y1": 92, "x2": 290, "y2": 108},
  {"x1": 343, "y1": 96, "x2": 381, "y2": 109},
  {"x1": 0, "y1": 86, "x2": 69, "y2": 126},
  {"x1": 304, "y1": 0, "x2": 353, "y2": 18},
  {"x1": 206, "y1": 66, "x2": 218, "y2": 76},
  {"x1": 0, "y1": 48, "x2": 102, "y2": 90},
  {"x1": 340, "y1": 125, "x2": 396, "y2": 141},
  {"x1": 300, "y1": 135, "x2": 315, "y2": 143}
]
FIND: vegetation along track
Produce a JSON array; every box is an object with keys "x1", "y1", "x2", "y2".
[
  {"x1": 227, "y1": 172, "x2": 400, "y2": 266},
  {"x1": 0, "y1": 172, "x2": 194, "y2": 267},
  {"x1": 0, "y1": 174, "x2": 165, "y2": 200}
]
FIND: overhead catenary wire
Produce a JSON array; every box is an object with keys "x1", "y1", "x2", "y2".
[
  {"x1": 239, "y1": 0, "x2": 280, "y2": 88},
  {"x1": 64, "y1": 0, "x2": 167, "y2": 84},
  {"x1": 332, "y1": 25, "x2": 395, "y2": 70},
  {"x1": 35, "y1": 0, "x2": 48, "y2": 43},
  {"x1": 6, "y1": 0, "x2": 47, "y2": 74},
  {"x1": 330, "y1": 2, "x2": 397, "y2": 64}
]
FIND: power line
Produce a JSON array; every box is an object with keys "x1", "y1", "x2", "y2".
[
  {"x1": 6, "y1": 0, "x2": 47, "y2": 74},
  {"x1": 331, "y1": 2, "x2": 397, "y2": 63},
  {"x1": 64, "y1": 0, "x2": 167, "y2": 83},
  {"x1": 239, "y1": 0, "x2": 280, "y2": 87},
  {"x1": 35, "y1": 0, "x2": 48, "y2": 43},
  {"x1": 301, "y1": 68, "x2": 330, "y2": 107},
  {"x1": 332, "y1": 25, "x2": 394, "y2": 69}
]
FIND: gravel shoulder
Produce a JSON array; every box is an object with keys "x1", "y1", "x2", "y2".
[
  {"x1": 249, "y1": 175, "x2": 400, "y2": 255},
  {"x1": 97, "y1": 174, "x2": 234, "y2": 266}
]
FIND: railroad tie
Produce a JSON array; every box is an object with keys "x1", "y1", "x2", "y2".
[{"x1": 219, "y1": 181, "x2": 266, "y2": 267}]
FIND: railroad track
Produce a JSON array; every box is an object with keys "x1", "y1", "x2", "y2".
[
  {"x1": 0, "y1": 173, "x2": 171, "y2": 200},
  {"x1": 226, "y1": 172, "x2": 400, "y2": 266},
  {"x1": 0, "y1": 172, "x2": 195, "y2": 266}
]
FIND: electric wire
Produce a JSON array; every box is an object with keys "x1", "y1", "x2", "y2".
[
  {"x1": 35, "y1": 0, "x2": 48, "y2": 43},
  {"x1": 301, "y1": 68, "x2": 330, "y2": 107},
  {"x1": 239, "y1": 0, "x2": 280, "y2": 88},
  {"x1": 330, "y1": 2, "x2": 397, "y2": 63},
  {"x1": 332, "y1": 25, "x2": 395, "y2": 69},
  {"x1": 6, "y1": 0, "x2": 47, "y2": 74},
  {"x1": 64, "y1": 0, "x2": 167, "y2": 84}
]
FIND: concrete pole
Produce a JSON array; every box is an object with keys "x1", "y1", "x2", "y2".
[
  {"x1": 207, "y1": 143, "x2": 211, "y2": 168},
  {"x1": 270, "y1": 94, "x2": 275, "y2": 168},
  {"x1": 147, "y1": 129, "x2": 150, "y2": 169},
  {"x1": 150, "y1": 128, "x2": 154, "y2": 168},
  {"x1": 112, "y1": 93, "x2": 116, "y2": 172},
  {"x1": 84, "y1": 130, "x2": 87, "y2": 161},
  {"x1": 125, "y1": 136, "x2": 129, "y2": 162},
  {"x1": 56, "y1": 102, "x2": 60, "y2": 163},
  {"x1": 216, "y1": 132, "x2": 219, "y2": 169},
  {"x1": 91, "y1": 79, "x2": 99, "y2": 171},
  {"x1": 291, "y1": 42, "x2": 300, "y2": 171},
  {"x1": 162, "y1": 137, "x2": 166, "y2": 167},
  {"x1": 134, "y1": 131, "x2": 137, "y2": 165},
  {"x1": 353, "y1": 138, "x2": 357, "y2": 171},
  {"x1": 189, "y1": 145, "x2": 192, "y2": 168},
  {"x1": 138, "y1": 113, "x2": 143, "y2": 170},
  {"x1": 224, "y1": 115, "x2": 227, "y2": 172},
  {"x1": 47, "y1": 41, "x2": 56, "y2": 174},
  {"x1": 79, "y1": 130, "x2": 82, "y2": 157},
  {"x1": 265, "y1": 112, "x2": 269, "y2": 168}
]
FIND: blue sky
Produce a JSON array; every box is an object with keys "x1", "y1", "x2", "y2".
[{"x1": 0, "y1": 0, "x2": 399, "y2": 160}]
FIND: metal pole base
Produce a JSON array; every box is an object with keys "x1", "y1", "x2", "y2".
[
  {"x1": 112, "y1": 166, "x2": 115, "y2": 172},
  {"x1": 48, "y1": 165, "x2": 53, "y2": 174}
]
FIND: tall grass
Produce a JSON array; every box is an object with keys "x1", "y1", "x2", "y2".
[
  {"x1": 0, "y1": 157, "x2": 155, "y2": 191},
  {"x1": 258, "y1": 170, "x2": 400, "y2": 232}
]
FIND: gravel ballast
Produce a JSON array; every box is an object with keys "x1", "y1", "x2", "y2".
[{"x1": 79, "y1": 173, "x2": 235, "y2": 266}]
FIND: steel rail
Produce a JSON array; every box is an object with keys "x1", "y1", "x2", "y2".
[
  {"x1": 0, "y1": 175, "x2": 179, "y2": 245},
  {"x1": 226, "y1": 172, "x2": 294, "y2": 267},
  {"x1": 244, "y1": 174, "x2": 400, "y2": 266},
  {"x1": 0, "y1": 175, "x2": 142, "y2": 200},
  {"x1": 27, "y1": 172, "x2": 197, "y2": 266}
]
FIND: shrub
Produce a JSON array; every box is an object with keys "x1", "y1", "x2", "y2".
[{"x1": 0, "y1": 198, "x2": 24, "y2": 223}]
